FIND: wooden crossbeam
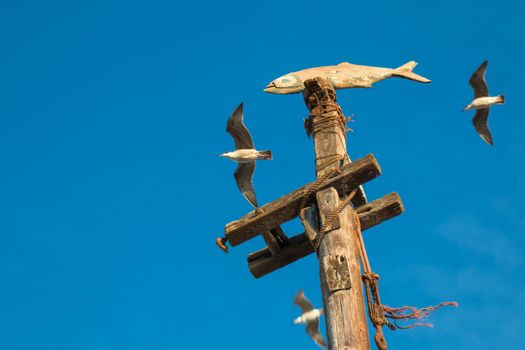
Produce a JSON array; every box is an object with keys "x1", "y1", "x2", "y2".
[
  {"x1": 247, "y1": 192, "x2": 404, "y2": 278},
  {"x1": 260, "y1": 226, "x2": 289, "y2": 255},
  {"x1": 225, "y1": 154, "x2": 381, "y2": 247}
]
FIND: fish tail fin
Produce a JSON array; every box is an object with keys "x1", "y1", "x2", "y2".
[
  {"x1": 393, "y1": 61, "x2": 431, "y2": 83},
  {"x1": 497, "y1": 95, "x2": 505, "y2": 104},
  {"x1": 257, "y1": 150, "x2": 272, "y2": 160}
]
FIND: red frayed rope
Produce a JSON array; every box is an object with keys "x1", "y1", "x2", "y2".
[
  {"x1": 351, "y1": 210, "x2": 458, "y2": 349},
  {"x1": 383, "y1": 302, "x2": 459, "y2": 329}
]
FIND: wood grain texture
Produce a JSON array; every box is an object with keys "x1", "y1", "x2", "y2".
[
  {"x1": 247, "y1": 233, "x2": 315, "y2": 277},
  {"x1": 321, "y1": 254, "x2": 352, "y2": 293},
  {"x1": 261, "y1": 231, "x2": 281, "y2": 256},
  {"x1": 224, "y1": 154, "x2": 381, "y2": 246},
  {"x1": 301, "y1": 204, "x2": 319, "y2": 242},
  {"x1": 316, "y1": 188, "x2": 370, "y2": 350},
  {"x1": 317, "y1": 188, "x2": 342, "y2": 233},
  {"x1": 305, "y1": 77, "x2": 370, "y2": 350},
  {"x1": 246, "y1": 192, "x2": 404, "y2": 278}
]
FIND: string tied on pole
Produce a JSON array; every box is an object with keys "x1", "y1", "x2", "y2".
[{"x1": 351, "y1": 209, "x2": 458, "y2": 349}]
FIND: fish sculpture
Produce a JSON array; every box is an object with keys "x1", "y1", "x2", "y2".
[{"x1": 264, "y1": 61, "x2": 431, "y2": 94}]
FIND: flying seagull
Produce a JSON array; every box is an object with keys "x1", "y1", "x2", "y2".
[
  {"x1": 293, "y1": 290, "x2": 327, "y2": 350},
  {"x1": 463, "y1": 60, "x2": 505, "y2": 145},
  {"x1": 219, "y1": 103, "x2": 272, "y2": 208}
]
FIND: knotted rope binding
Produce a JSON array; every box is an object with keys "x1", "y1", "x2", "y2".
[
  {"x1": 301, "y1": 77, "x2": 457, "y2": 350},
  {"x1": 313, "y1": 188, "x2": 358, "y2": 251},
  {"x1": 299, "y1": 78, "x2": 357, "y2": 252},
  {"x1": 298, "y1": 167, "x2": 343, "y2": 251},
  {"x1": 351, "y1": 209, "x2": 458, "y2": 350}
]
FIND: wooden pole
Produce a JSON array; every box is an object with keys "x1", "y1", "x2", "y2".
[{"x1": 303, "y1": 77, "x2": 370, "y2": 350}]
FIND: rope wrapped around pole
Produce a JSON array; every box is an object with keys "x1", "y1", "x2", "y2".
[{"x1": 351, "y1": 209, "x2": 458, "y2": 350}]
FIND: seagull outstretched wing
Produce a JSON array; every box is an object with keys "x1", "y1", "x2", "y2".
[
  {"x1": 469, "y1": 60, "x2": 489, "y2": 98},
  {"x1": 472, "y1": 108, "x2": 493, "y2": 145},
  {"x1": 294, "y1": 290, "x2": 314, "y2": 314},
  {"x1": 234, "y1": 162, "x2": 258, "y2": 207},
  {"x1": 307, "y1": 320, "x2": 327, "y2": 350},
  {"x1": 226, "y1": 103, "x2": 255, "y2": 150},
  {"x1": 294, "y1": 290, "x2": 327, "y2": 350}
]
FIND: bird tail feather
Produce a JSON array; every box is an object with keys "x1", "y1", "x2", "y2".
[
  {"x1": 257, "y1": 150, "x2": 272, "y2": 160},
  {"x1": 392, "y1": 61, "x2": 431, "y2": 83}
]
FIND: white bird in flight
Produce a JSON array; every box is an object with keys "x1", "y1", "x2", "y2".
[
  {"x1": 219, "y1": 103, "x2": 272, "y2": 207},
  {"x1": 463, "y1": 60, "x2": 505, "y2": 145},
  {"x1": 293, "y1": 290, "x2": 327, "y2": 350}
]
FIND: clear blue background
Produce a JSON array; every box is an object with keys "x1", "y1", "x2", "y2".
[{"x1": 1, "y1": 1, "x2": 524, "y2": 349}]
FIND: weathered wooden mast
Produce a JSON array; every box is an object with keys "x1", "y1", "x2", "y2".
[
  {"x1": 219, "y1": 74, "x2": 414, "y2": 350},
  {"x1": 217, "y1": 59, "x2": 445, "y2": 350},
  {"x1": 302, "y1": 77, "x2": 370, "y2": 349}
]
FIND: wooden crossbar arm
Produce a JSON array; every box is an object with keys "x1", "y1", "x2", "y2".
[
  {"x1": 225, "y1": 154, "x2": 381, "y2": 247},
  {"x1": 247, "y1": 192, "x2": 404, "y2": 278}
]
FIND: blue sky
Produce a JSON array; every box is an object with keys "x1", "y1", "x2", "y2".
[{"x1": 1, "y1": 0, "x2": 524, "y2": 349}]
